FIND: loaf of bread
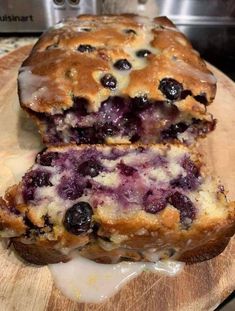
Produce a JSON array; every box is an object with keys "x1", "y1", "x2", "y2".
[
  {"x1": 0, "y1": 144, "x2": 234, "y2": 265},
  {"x1": 18, "y1": 15, "x2": 216, "y2": 146}
]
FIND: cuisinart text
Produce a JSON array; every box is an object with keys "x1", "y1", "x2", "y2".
[{"x1": 0, "y1": 15, "x2": 33, "y2": 22}]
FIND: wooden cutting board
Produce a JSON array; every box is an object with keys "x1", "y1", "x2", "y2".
[{"x1": 0, "y1": 46, "x2": 234, "y2": 311}]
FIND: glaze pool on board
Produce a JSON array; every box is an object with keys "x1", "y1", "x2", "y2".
[{"x1": 49, "y1": 255, "x2": 184, "y2": 303}]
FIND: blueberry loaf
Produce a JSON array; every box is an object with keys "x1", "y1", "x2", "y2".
[
  {"x1": 18, "y1": 15, "x2": 216, "y2": 146},
  {"x1": 0, "y1": 144, "x2": 234, "y2": 265}
]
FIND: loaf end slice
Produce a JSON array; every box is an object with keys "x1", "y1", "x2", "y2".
[{"x1": 0, "y1": 144, "x2": 234, "y2": 265}]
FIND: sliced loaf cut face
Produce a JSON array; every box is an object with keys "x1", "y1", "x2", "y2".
[
  {"x1": 18, "y1": 15, "x2": 216, "y2": 145},
  {"x1": 0, "y1": 144, "x2": 234, "y2": 265}
]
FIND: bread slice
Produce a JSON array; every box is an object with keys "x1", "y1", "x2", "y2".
[
  {"x1": 18, "y1": 15, "x2": 216, "y2": 146},
  {"x1": 0, "y1": 144, "x2": 234, "y2": 265}
]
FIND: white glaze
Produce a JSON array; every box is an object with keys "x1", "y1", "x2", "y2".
[
  {"x1": 18, "y1": 68, "x2": 49, "y2": 107},
  {"x1": 49, "y1": 254, "x2": 184, "y2": 303}
]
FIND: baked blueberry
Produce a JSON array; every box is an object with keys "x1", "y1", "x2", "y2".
[
  {"x1": 63, "y1": 202, "x2": 93, "y2": 235},
  {"x1": 70, "y1": 97, "x2": 88, "y2": 115},
  {"x1": 78, "y1": 159, "x2": 102, "y2": 177},
  {"x1": 118, "y1": 162, "x2": 137, "y2": 176},
  {"x1": 101, "y1": 122, "x2": 119, "y2": 137},
  {"x1": 57, "y1": 177, "x2": 83, "y2": 200},
  {"x1": 145, "y1": 199, "x2": 167, "y2": 214},
  {"x1": 182, "y1": 157, "x2": 200, "y2": 177},
  {"x1": 161, "y1": 122, "x2": 188, "y2": 140},
  {"x1": 132, "y1": 95, "x2": 150, "y2": 110},
  {"x1": 168, "y1": 192, "x2": 196, "y2": 224},
  {"x1": 159, "y1": 78, "x2": 183, "y2": 100},
  {"x1": 124, "y1": 29, "x2": 137, "y2": 35},
  {"x1": 22, "y1": 170, "x2": 52, "y2": 202},
  {"x1": 77, "y1": 44, "x2": 95, "y2": 53},
  {"x1": 76, "y1": 127, "x2": 100, "y2": 144},
  {"x1": 123, "y1": 113, "x2": 141, "y2": 138},
  {"x1": 37, "y1": 152, "x2": 59, "y2": 167},
  {"x1": 170, "y1": 158, "x2": 200, "y2": 190},
  {"x1": 170, "y1": 175, "x2": 198, "y2": 191},
  {"x1": 143, "y1": 190, "x2": 167, "y2": 214},
  {"x1": 180, "y1": 90, "x2": 192, "y2": 99},
  {"x1": 194, "y1": 94, "x2": 208, "y2": 105},
  {"x1": 113, "y1": 59, "x2": 132, "y2": 70},
  {"x1": 100, "y1": 74, "x2": 117, "y2": 90},
  {"x1": 22, "y1": 187, "x2": 35, "y2": 202},
  {"x1": 23, "y1": 170, "x2": 52, "y2": 188},
  {"x1": 81, "y1": 28, "x2": 91, "y2": 32},
  {"x1": 130, "y1": 133, "x2": 140, "y2": 143},
  {"x1": 136, "y1": 49, "x2": 152, "y2": 58}
]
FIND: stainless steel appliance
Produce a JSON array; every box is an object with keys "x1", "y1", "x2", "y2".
[
  {"x1": 1, "y1": 0, "x2": 235, "y2": 32},
  {"x1": 0, "y1": 0, "x2": 99, "y2": 32},
  {"x1": 0, "y1": 0, "x2": 235, "y2": 79}
]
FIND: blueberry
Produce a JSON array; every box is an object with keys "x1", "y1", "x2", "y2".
[
  {"x1": 161, "y1": 122, "x2": 188, "y2": 140},
  {"x1": 114, "y1": 59, "x2": 132, "y2": 70},
  {"x1": 130, "y1": 133, "x2": 140, "y2": 143},
  {"x1": 78, "y1": 159, "x2": 102, "y2": 177},
  {"x1": 101, "y1": 122, "x2": 119, "y2": 137},
  {"x1": 57, "y1": 177, "x2": 84, "y2": 200},
  {"x1": 124, "y1": 29, "x2": 136, "y2": 35},
  {"x1": 81, "y1": 28, "x2": 91, "y2": 32},
  {"x1": 22, "y1": 170, "x2": 52, "y2": 202},
  {"x1": 143, "y1": 190, "x2": 167, "y2": 214},
  {"x1": 50, "y1": 114, "x2": 63, "y2": 126},
  {"x1": 9, "y1": 206, "x2": 21, "y2": 216},
  {"x1": 123, "y1": 113, "x2": 141, "y2": 138},
  {"x1": 22, "y1": 187, "x2": 35, "y2": 202},
  {"x1": 194, "y1": 94, "x2": 208, "y2": 105},
  {"x1": 99, "y1": 96, "x2": 127, "y2": 125},
  {"x1": 75, "y1": 127, "x2": 101, "y2": 144},
  {"x1": 145, "y1": 200, "x2": 166, "y2": 214},
  {"x1": 132, "y1": 95, "x2": 150, "y2": 110},
  {"x1": 23, "y1": 170, "x2": 52, "y2": 188},
  {"x1": 100, "y1": 74, "x2": 117, "y2": 90},
  {"x1": 37, "y1": 152, "x2": 59, "y2": 167},
  {"x1": 168, "y1": 192, "x2": 196, "y2": 225},
  {"x1": 118, "y1": 162, "x2": 137, "y2": 176},
  {"x1": 159, "y1": 78, "x2": 183, "y2": 100},
  {"x1": 170, "y1": 158, "x2": 200, "y2": 190},
  {"x1": 63, "y1": 202, "x2": 93, "y2": 235},
  {"x1": 180, "y1": 90, "x2": 192, "y2": 99},
  {"x1": 70, "y1": 97, "x2": 88, "y2": 115},
  {"x1": 136, "y1": 49, "x2": 152, "y2": 58},
  {"x1": 77, "y1": 44, "x2": 95, "y2": 53},
  {"x1": 182, "y1": 158, "x2": 200, "y2": 178},
  {"x1": 170, "y1": 176, "x2": 198, "y2": 190}
]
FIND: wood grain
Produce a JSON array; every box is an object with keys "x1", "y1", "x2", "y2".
[{"x1": 0, "y1": 46, "x2": 234, "y2": 311}]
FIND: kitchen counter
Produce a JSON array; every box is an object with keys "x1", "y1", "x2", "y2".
[{"x1": 0, "y1": 37, "x2": 37, "y2": 57}]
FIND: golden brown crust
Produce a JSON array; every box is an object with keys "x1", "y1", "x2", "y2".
[
  {"x1": 11, "y1": 233, "x2": 234, "y2": 265},
  {"x1": 0, "y1": 194, "x2": 26, "y2": 235},
  {"x1": 178, "y1": 237, "x2": 231, "y2": 263},
  {"x1": 12, "y1": 239, "x2": 70, "y2": 265},
  {"x1": 5, "y1": 189, "x2": 235, "y2": 265},
  {"x1": 18, "y1": 15, "x2": 216, "y2": 115}
]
